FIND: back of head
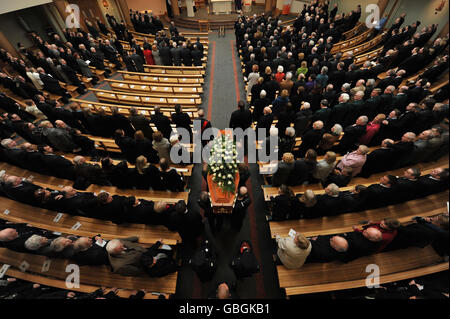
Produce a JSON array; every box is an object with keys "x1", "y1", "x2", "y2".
[
  {"x1": 295, "y1": 233, "x2": 310, "y2": 250},
  {"x1": 175, "y1": 200, "x2": 187, "y2": 214}
]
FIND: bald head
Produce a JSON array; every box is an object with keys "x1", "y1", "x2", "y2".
[
  {"x1": 0, "y1": 228, "x2": 19, "y2": 242},
  {"x1": 330, "y1": 236, "x2": 348, "y2": 252},
  {"x1": 239, "y1": 186, "x2": 248, "y2": 197},
  {"x1": 263, "y1": 107, "x2": 272, "y2": 115},
  {"x1": 217, "y1": 283, "x2": 231, "y2": 299},
  {"x1": 313, "y1": 121, "x2": 324, "y2": 130},
  {"x1": 363, "y1": 227, "x2": 383, "y2": 242}
]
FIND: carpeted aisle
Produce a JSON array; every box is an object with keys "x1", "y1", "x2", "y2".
[{"x1": 174, "y1": 30, "x2": 282, "y2": 299}]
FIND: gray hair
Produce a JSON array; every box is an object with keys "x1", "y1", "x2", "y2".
[
  {"x1": 342, "y1": 83, "x2": 351, "y2": 91},
  {"x1": 285, "y1": 127, "x2": 295, "y2": 137},
  {"x1": 326, "y1": 183, "x2": 340, "y2": 196},
  {"x1": 24, "y1": 235, "x2": 47, "y2": 251},
  {"x1": 331, "y1": 124, "x2": 343, "y2": 135},
  {"x1": 1, "y1": 139, "x2": 13, "y2": 148},
  {"x1": 106, "y1": 239, "x2": 122, "y2": 254},
  {"x1": 50, "y1": 237, "x2": 69, "y2": 252},
  {"x1": 366, "y1": 78, "x2": 376, "y2": 87},
  {"x1": 260, "y1": 90, "x2": 267, "y2": 97},
  {"x1": 340, "y1": 93, "x2": 350, "y2": 102}
]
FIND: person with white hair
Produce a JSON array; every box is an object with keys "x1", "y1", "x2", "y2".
[
  {"x1": 316, "y1": 66, "x2": 329, "y2": 89},
  {"x1": 280, "y1": 72, "x2": 294, "y2": 94},
  {"x1": 24, "y1": 234, "x2": 51, "y2": 254},
  {"x1": 317, "y1": 124, "x2": 343, "y2": 155},
  {"x1": 252, "y1": 88, "x2": 270, "y2": 122},
  {"x1": 256, "y1": 106, "x2": 274, "y2": 140},
  {"x1": 106, "y1": 237, "x2": 147, "y2": 276},
  {"x1": 297, "y1": 121, "x2": 324, "y2": 157},
  {"x1": 49, "y1": 237, "x2": 74, "y2": 257},
  {"x1": 331, "y1": 93, "x2": 351, "y2": 127},
  {"x1": 275, "y1": 65, "x2": 285, "y2": 83},
  {"x1": 336, "y1": 115, "x2": 369, "y2": 154},
  {"x1": 279, "y1": 127, "x2": 296, "y2": 158}
]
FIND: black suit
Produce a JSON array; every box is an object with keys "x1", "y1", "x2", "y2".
[
  {"x1": 2, "y1": 181, "x2": 41, "y2": 205},
  {"x1": 59, "y1": 192, "x2": 98, "y2": 216},
  {"x1": 297, "y1": 128, "x2": 324, "y2": 157},
  {"x1": 160, "y1": 169, "x2": 184, "y2": 192},
  {"x1": 231, "y1": 194, "x2": 251, "y2": 231},
  {"x1": 229, "y1": 109, "x2": 253, "y2": 131},
  {"x1": 171, "y1": 112, "x2": 192, "y2": 138},
  {"x1": 141, "y1": 241, "x2": 177, "y2": 277},
  {"x1": 360, "y1": 148, "x2": 395, "y2": 177},
  {"x1": 128, "y1": 114, "x2": 154, "y2": 140},
  {"x1": 344, "y1": 231, "x2": 381, "y2": 262},
  {"x1": 71, "y1": 236, "x2": 110, "y2": 265},
  {"x1": 306, "y1": 235, "x2": 349, "y2": 263},
  {"x1": 151, "y1": 112, "x2": 172, "y2": 139},
  {"x1": 366, "y1": 184, "x2": 396, "y2": 208},
  {"x1": 41, "y1": 153, "x2": 75, "y2": 179},
  {"x1": 336, "y1": 124, "x2": 366, "y2": 154}
]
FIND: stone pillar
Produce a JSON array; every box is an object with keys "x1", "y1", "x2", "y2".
[
  {"x1": 377, "y1": 0, "x2": 390, "y2": 16},
  {"x1": 115, "y1": 0, "x2": 133, "y2": 28},
  {"x1": 0, "y1": 32, "x2": 19, "y2": 57},
  {"x1": 437, "y1": 21, "x2": 449, "y2": 39},
  {"x1": 172, "y1": 0, "x2": 180, "y2": 16},
  {"x1": 53, "y1": 0, "x2": 71, "y2": 25},
  {"x1": 265, "y1": 0, "x2": 273, "y2": 14}
]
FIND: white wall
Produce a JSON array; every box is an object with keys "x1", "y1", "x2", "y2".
[{"x1": 0, "y1": 0, "x2": 52, "y2": 15}]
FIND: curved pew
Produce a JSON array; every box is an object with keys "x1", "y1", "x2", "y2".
[
  {"x1": 0, "y1": 248, "x2": 178, "y2": 294},
  {"x1": 330, "y1": 27, "x2": 373, "y2": 54},
  {"x1": 269, "y1": 190, "x2": 448, "y2": 238},
  {"x1": 277, "y1": 245, "x2": 448, "y2": 297},
  {"x1": 0, "y1": 162, "x2": 190, "y2": 205},
  {"x1": 105, "y1": 78, "x2": 204, "y2": 95},
  {"x1": 119, "y1": 70, "x2": 204, "y2": 84},
  {"x1": 0, "y1": 197, "x2": 181, "y2": 245},
  {"x1": 142, "y1": 65, "x2": 206, "y2": 76},
  {"x1": 2, "y1": 268, "x2": 161, "y2": 299},
  {"x1": 89, "y1": 88, "x2": 202, "y2": 107},
  {"x1": 70, "y1": 99, "x2": 199, "y2": 121}
]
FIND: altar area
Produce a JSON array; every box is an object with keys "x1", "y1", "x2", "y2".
[{"x1": 178, "y1": 1, "x2": 266, "y2": 21}]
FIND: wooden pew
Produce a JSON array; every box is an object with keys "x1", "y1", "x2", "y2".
[
  {"x1": 105, "y1": 78, "x2": 204, "y2": 95},
  {"x1": 3, "y1": 268, "x2": 161, "y2": 299},
  {"x1": 0, "y1": 248, "x2": 178, "y2": 294},
  {"x1": 341, "y1": 32, "x2": 386, "y2": 58},
  {"x1": 261, "y1": 159, "x2": 448, "y2": 200},
  {"x1": 119, "y1": 70, "x2": 204, "y2": 84},
  {"x1": 0, "y1": 162, "x2": 190, "y2": 205},
  {"x1": 58, "y1": 152, "x2": 194, "y2": 178},
  {"x1": 70, "y1": 99, "x2": 199, "y2": 121},
  {"x1": 143, "y1": 65, "x2": 206, "y2": 76},
  {"x1": 89, "y1": 88, "x2": 202, "y2": 107},
  {"x1": 277, "y1": 245, "x2": 448, "y2": 297},
  {"x1": 342, "y1": 22, "x2": 365, "y2": 40},
  {"x1": 269, "y1": 191, "x2": 448, "y2": 238},
  {"x1": 354, "y1": 47, "x2": 384, "y2": 66},
  {"x1": 330, "y1": 28, "x2": 373, "y2": 54},
  {"x1": 82, "y1": 134, "x2": 194, "y2": 154},
  {"x1": 0, "y1": 196, "x2": 181, "y2": 245}
]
